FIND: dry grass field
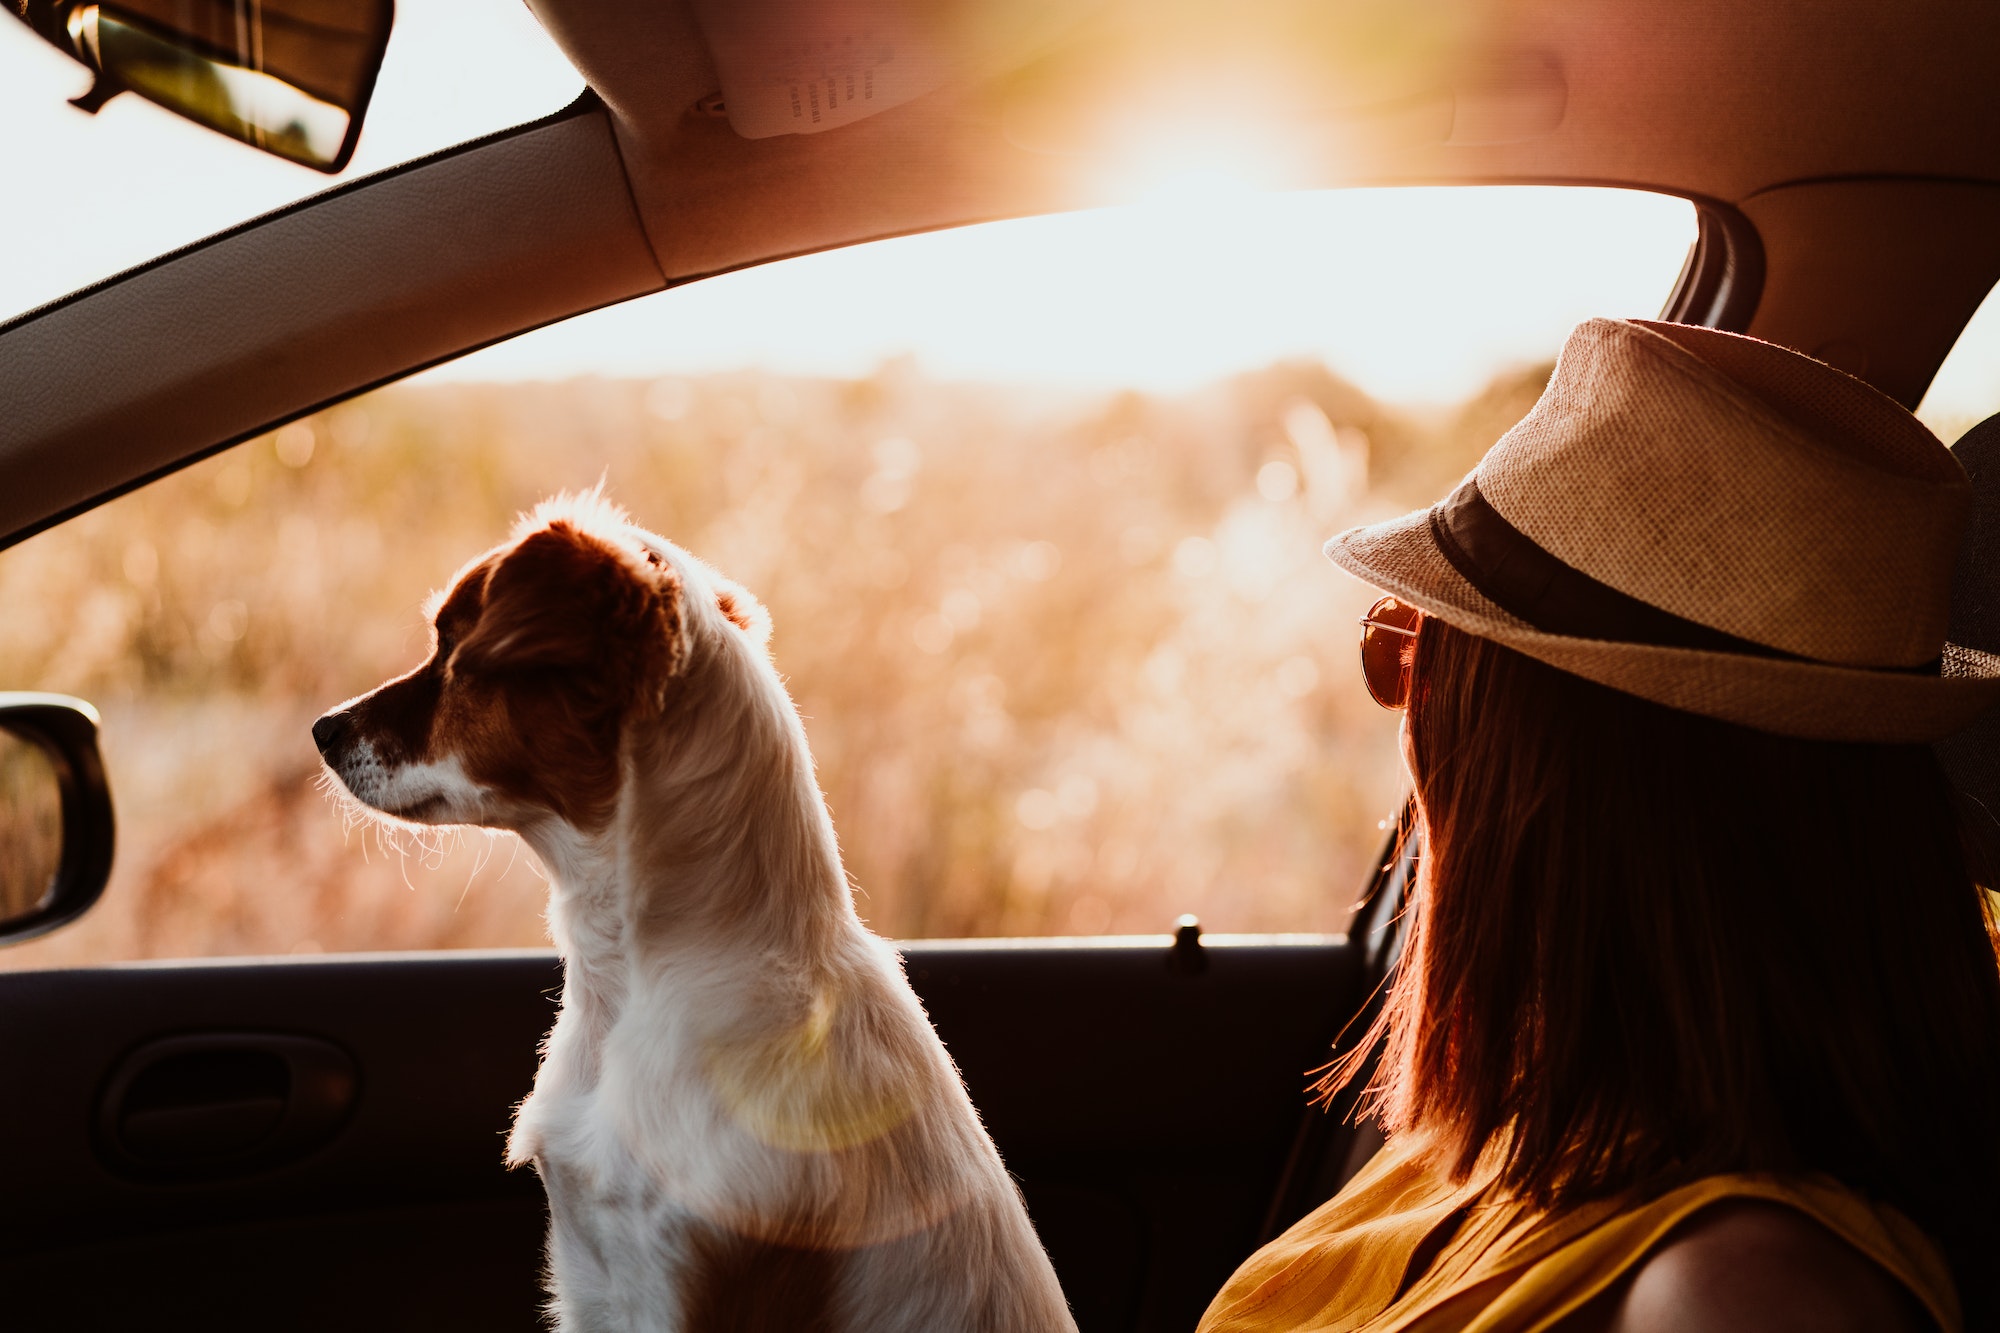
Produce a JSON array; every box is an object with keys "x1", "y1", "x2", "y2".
[{"x1": 0, "y1": 359, "x2": 1544, "y2": 966}]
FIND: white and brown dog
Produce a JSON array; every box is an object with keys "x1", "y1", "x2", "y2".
[{"x1": 313, "y1": 494, "x2": 1075, "y2": 1332}]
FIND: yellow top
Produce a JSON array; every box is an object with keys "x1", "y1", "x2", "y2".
[{"x1": 1198, "y1": 1136, "x2": 1961, "y2": 1333}]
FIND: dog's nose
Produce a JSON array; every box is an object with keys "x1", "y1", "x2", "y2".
[{"x1": 311, "y1": 711, "x2": 350, "y2": 757}]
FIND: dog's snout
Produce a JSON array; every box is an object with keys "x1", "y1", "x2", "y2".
[{"x1": 312, "y1": 711, "x2": 351, "y2": 757}]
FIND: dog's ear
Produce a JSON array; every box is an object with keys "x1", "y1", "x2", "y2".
[
  {"x1": 712, "y1": 575, "x2": 772, "y2": 647},
  {"x1": 460, "y1": 523, "x2": 690, "y2": 694}
]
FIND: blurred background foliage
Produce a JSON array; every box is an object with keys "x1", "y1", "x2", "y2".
[{"x1": 0, "y1": 357, "x2": 1547, "y2": 965}]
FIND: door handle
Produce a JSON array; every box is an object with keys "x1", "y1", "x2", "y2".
[{"x1": 96, "y1": 1032, "x2": 358, "y2": 1178}]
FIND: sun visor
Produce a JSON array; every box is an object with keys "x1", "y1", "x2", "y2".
[{"x1": 689, "y1": 0, "x2": 1098, "y2": 139}]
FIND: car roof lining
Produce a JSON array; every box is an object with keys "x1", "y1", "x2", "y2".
[{"x1": 6, "y1": 0, "x2": 2000, "y2": 548}]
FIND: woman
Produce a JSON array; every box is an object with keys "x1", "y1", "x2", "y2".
[{"x1": 1201, "y1": 319, "x2": 2000, "y2": 1333}]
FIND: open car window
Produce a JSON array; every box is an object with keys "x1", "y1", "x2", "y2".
[
  {"x1": 0, "y1": 186, "x2": 1695, "y2": 966},
  {"x1": 1920, "y1": 278, "x2": 2000, "y2": 442}
]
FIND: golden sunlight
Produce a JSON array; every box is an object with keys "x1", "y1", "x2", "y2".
[
  {"x1": 1119, "y1": 144, "x2": 1296, "y2": 208},
  {"x1": 442, "y1": 186, "x2": 1698, "y2": 405}
]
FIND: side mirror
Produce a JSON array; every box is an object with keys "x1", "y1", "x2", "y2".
[
  {"x1": 0, "y1": 694, "x2": 115, "y2": 946},
  {"x1": 10, "y1": 0, "x2": 394, "y2": 172}
]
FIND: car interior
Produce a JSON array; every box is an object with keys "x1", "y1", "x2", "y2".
[{"x1": 3, "y1": 1, "x2": 1999, "y2": 1329}]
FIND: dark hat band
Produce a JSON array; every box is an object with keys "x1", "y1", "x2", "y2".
[{"x1": 1428, "y1": 478, "x2": 1809, "y2": 663}]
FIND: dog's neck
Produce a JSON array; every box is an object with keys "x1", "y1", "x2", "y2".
[{"x1": 520, "y1": 629, "x2": 860, "y2": 1044}]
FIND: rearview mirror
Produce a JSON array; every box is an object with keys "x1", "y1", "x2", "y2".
[
  {"x1": 10, "y1": 0, "x2": 394, "y2": 172},
  {"x1": 0, "y1": 695, "x2": 115, "y2": 946}
]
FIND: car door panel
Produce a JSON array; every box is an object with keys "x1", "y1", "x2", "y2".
[{"x1": 0, "y1": 938, "x2": 1360, "y2": 1331}]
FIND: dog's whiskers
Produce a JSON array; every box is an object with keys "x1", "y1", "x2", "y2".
[{"x1": 318, "y1": 765, "x2": 480, "y2": 883}]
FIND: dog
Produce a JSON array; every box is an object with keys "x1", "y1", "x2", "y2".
[{"x1": 313, "y1": 493, "x2": 1077, "y2": 1332}]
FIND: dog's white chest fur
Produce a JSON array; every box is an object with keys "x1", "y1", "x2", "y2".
[{"x1": 509, "y1": 881, "x2": 1074, "y2": 1333}]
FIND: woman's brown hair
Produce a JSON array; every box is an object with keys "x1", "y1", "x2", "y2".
[{"x1": 1338, "y1": 616, "x2": 2000, "y2": 1325}]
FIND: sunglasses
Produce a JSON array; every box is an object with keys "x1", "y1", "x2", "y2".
[{"x1": 1358, "y1": 595, "x2": 1422, "y2": 709}]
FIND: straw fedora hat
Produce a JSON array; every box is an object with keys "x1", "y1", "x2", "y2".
[{"x1": 1324, "y1": 317, "x2": 2000, "y2": 742}]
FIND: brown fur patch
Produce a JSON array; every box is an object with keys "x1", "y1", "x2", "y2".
[
  {"x1": 341, "y1": 517, "x2": 686, "y2": 830},
  {"x1": 712, "y1": 576, "x2": 772, "y2": 645},
  {"x1": 680, "y1": 1223, "x2": 841, "y2": 1333},
  {"x1": 715, "y1": 587, "x2": 754, "y2": 632},
  {"x1": 345, "y1": 660, "x2": 445, "y2": 772},
  {"x1": 453, "y1": 521, "x2": 683, "y2": 827}
]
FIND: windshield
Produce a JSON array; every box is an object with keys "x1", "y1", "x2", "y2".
[{"x1": 0, "y1": 0, "x2": 583, "y2": 322}]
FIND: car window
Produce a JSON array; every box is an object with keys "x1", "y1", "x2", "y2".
[
  {"x1": 0, "y1": 186, "x2": 1696, "y2": 966},
  {"x1": 1920, "y1": 279, "x2": 2000, "y2": 443}
]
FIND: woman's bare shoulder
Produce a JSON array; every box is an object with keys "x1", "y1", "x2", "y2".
[{"x1": 1580, "y1": 1200, "x2": 1936, "y2": 1333}]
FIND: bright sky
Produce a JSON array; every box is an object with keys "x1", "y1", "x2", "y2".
[
  {"x1": 6, "y1": 0, "x2": 2000, "y2": 416},
  {"x1": 446, "y1": 185, "x2": 1693, "y2": 404}
]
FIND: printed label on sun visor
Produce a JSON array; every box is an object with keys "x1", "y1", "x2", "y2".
[
  {"x1": 690, "y1": 0, "x2": 1100, "y2": 140},
  {"x1": 691, "y1": 0, "x2": 953, "y2": 139}
]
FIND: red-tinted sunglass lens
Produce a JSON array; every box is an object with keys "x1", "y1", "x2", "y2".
[{"x1": 1359, "y1": 597, "x2": 1421, "y2": 709}]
